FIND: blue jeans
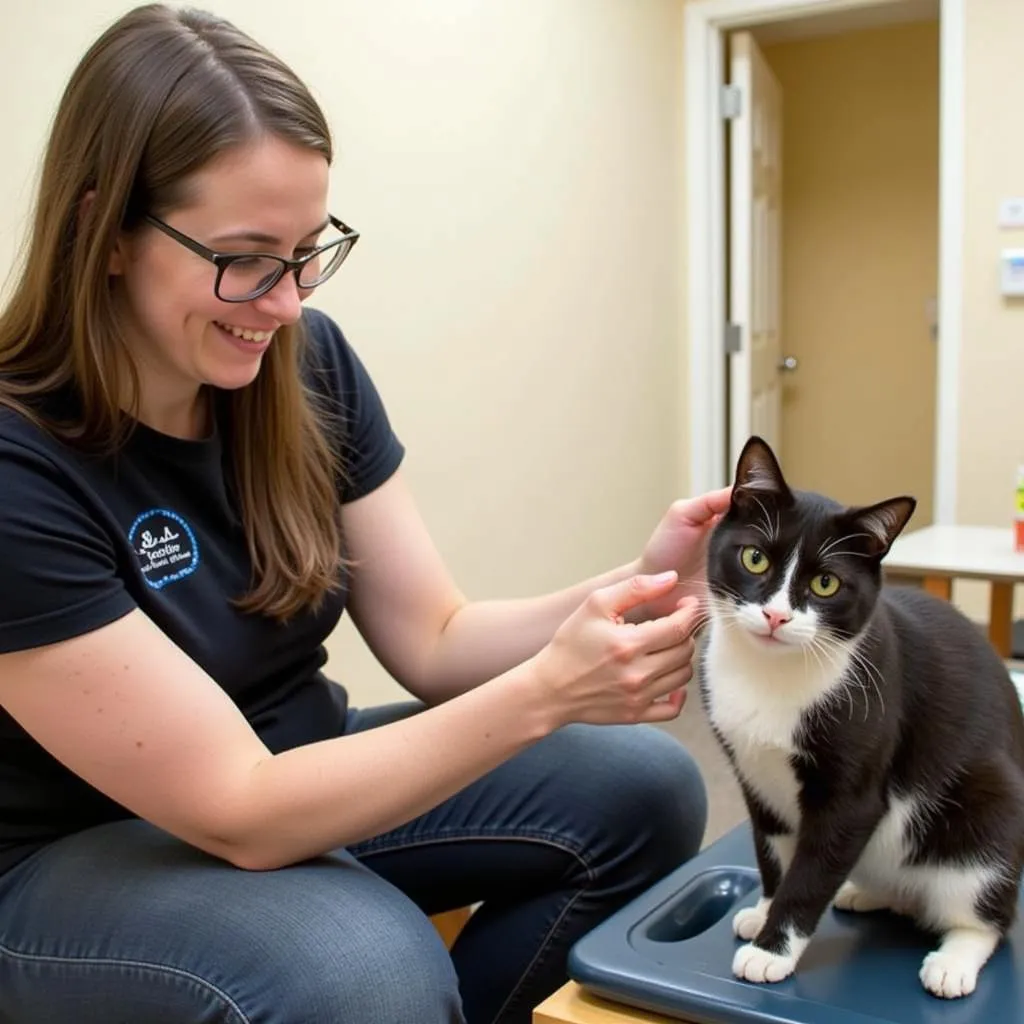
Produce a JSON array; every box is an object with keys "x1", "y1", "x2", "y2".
[{"x1": 0, "y1": 702, "x2": 707, "y2": 1024}]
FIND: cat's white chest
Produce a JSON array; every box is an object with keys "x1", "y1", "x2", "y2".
[
  {"x1": 702, "y1": 622, "x2": 844, "y2": 830},
  {"x1": 729, "y1": 743, "x2": 802, "y2": 830}
]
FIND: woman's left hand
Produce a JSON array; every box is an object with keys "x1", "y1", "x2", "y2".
[{"x1": 631, "y1": 487, "x2": 733, "y2": 621}]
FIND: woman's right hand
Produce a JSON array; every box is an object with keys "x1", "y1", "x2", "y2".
[{"x1": 528, "y1": 571, "x2": 701, "y2": 727}]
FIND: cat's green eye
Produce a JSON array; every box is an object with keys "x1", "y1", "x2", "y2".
[
  {"x1": 810, "y1": 573, "x2": 841, "y2": 598},
  {"x1": 740, "y1": 546, "x2": 770, "y2": 575}
]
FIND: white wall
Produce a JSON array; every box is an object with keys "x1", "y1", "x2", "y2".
[{"x1": 0, "y1": 1, "x2": 688, "y2": 705}]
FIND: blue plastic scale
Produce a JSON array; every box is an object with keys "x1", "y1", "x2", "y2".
[{"x1": 568, "y1": 822, "x2": 1024, "y2": 1024}]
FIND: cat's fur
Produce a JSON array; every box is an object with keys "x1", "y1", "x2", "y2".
[{"x1": 700, "y1": 435, "x2": 1024, "y2": 999}]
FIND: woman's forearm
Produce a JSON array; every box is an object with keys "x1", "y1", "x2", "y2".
[
  {"x1": 224, "y1": 662, "x2": 557, "y2": 869},
  {"x1": 408, "y1": 557, "x2": 640, "y2": 703}
]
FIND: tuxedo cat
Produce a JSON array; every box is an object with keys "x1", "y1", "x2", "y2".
[{"x1": 700, "y1": 435, "x2": 1024, "y2": 1000}]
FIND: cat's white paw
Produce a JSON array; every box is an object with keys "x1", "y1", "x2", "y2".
[
  {"x1": 732, "y1": 897, "x2": 771, "y2": 940},
  {"x1": 732, "y1": 942, "x2": 797, "y2": 984},
  {"x1": 832, "y1": 881, "x2": 890, "y2": 913},
  {"x1": 919, "y1": 950, "x2": 979, "y2": 999}
]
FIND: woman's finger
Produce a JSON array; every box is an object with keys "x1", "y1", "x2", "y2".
[
  {"x1": 634, "y1": 598, "x2": 702, "y2": 654},
  {"x1": 643, "y1": 661, "x2": 694, "y2": 703},
  {"x1": 637, "y1": 638, "x2": 695, "y2": 681},
  {"x1": 671, "y1": 487, "x2": 732, "y2": 527},
  {"x1": 639, "y1": 680, "x2": 690, "y2": 722}
]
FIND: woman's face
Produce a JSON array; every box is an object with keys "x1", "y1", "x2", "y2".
[{"x1": 112, "y1": 135, "x2": 331, "y2": 433}]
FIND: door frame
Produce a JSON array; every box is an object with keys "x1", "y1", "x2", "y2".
[{"x1": 684, "y1": 0, "x2": 964, "y2": 525}]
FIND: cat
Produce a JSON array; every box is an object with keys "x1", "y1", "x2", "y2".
[{"x1": 699, "y1": 434, "x2": 1024, "y2": 1000}]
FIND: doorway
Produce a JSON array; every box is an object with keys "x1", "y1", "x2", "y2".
[
  {"x1": 727, "y1": 9, "x2": 940, "y2": 521},
  {"x1": 684, "y1": 0, "x2": 964, "y2": 527}
]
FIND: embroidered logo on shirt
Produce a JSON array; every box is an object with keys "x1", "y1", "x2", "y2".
[{"x1": 128, "y1": 509, "x2": 200, "y2": 589}]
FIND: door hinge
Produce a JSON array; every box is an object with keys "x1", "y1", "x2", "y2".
[
  {"x1": 721, "y1": 84, "x2": 742, "y2": 120},
  {"x1": 724, "y1": 322, "x2": 742, "y2": 354}
]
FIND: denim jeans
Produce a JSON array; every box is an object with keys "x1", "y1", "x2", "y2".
[{"x1": 0, "y1": 702, "x2": 707, "y2": 1024}]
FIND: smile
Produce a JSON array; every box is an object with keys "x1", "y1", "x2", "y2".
[{"x1": 214, "y1": 321, "x2": 275, "y2": 343}]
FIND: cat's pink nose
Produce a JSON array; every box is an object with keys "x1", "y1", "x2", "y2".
[{"x1": 762, "y1": 608, "x2": 791, "y2": 631}]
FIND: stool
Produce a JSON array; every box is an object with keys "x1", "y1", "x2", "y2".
[
  {"x1": 431, "y1": 906, "x2": 472, "y2": 948},
  {"x1": 535, "y1": 981, "x2": 674, "y2": 1022}
]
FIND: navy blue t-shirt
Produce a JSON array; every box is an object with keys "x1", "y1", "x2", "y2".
[{"x1": 0, "y1": 307, "x2": 404, "y2": 874}]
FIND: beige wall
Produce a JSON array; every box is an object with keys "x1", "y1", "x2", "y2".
[
  {"x1": 0, "y1": 1, "x2": 688, "y2": 705},
  {"x1": 762, "y1": 21, "x2": 939, "y2": 522},
  {"x1": 956, "y1": 0, "x2": 1024, "y2": 621},
  {"x1": 688, "y1": 0, "x2": 1022, "y2": 626},
  {"x1": 959, "y1": 0, "x2": 1024, "y2": 527},
  {"x1": 2, "y1": 1, "x2": 1021, "y2": 694}
]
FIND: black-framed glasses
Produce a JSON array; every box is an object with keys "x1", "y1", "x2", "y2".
[{"x1": 143, "y1": 213, "x2": 359, "y2": 302}]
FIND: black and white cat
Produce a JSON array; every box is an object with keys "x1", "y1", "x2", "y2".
[{"x1": 700, "y1": 435, "x2": 1024, "y2": 1000}]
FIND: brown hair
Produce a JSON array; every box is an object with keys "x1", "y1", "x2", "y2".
[{"x1": 0, "y1": 4, "x2": 344, "y2": 622}]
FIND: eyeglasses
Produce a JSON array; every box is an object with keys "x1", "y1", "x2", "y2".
[{"x1": 143, "y1": 213, "x2": 359, "y2": 302}]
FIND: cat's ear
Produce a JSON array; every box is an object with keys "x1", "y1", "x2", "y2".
[
  {"x1": 731, "y1": 435, "x2": 792, "y2": 509},
  {"x1": 847, "y1": 496, "x2": 917, "y2": 558}
]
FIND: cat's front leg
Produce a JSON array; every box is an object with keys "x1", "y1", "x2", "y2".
[
  {"x1": 733, "y1": 819, "x2": 789, "y2": 941},
  {"x1": 733, "y1": 802, "x2": 883, "y2": 985}
]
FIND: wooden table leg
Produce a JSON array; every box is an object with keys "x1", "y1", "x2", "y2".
[
  {"x1": 989, "y1": 583, "x2": 1014, "y2": 659},
  {"x1": 923, "y1": 576, "x2": 953, "y2": 601}
]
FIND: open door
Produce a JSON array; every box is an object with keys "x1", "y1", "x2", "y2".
[{"x1": 727, "y1": 31, "x2": 786, "y2": 471}]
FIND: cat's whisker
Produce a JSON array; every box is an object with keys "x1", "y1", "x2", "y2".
[
  {"x1": 834, "y1": 637, "x2": 886, "y2": 699},
  {"x1": 816, "y1": 633, "x2": 886, "y2": 720},
  {"x1": 749, "y1": 495, "x2": 777, "y2": 545},
  {"x1": 668, "y1": 574, "x2": 712, "y2": 589},
  {"x1": 710, "y1": 610, "x2": 747, "y2": 638},
  {"x1": 804, "y1": 638, "x2": 851, "y2": 721},
  {"x1": 803, "y1": 634, "x2": 830, "y2": 679},
  {"x1": 796, "y1": 636, "x2": 837, "y2": 724},
  {"x1": 807, "y1": 634, "x2": 862, "y2": 723},
  {"x1": 801, "y1": 652, "x2": 845, "y2": 729},
  {"x1": 848, "y1": 647, "x2": 885, "y2": 691},
  {"x1": 817, "y1": 531, "x2": 874, "y2": 560},
  {"x1": 705, "y1": 604, "x2": 741, "y2": 630},
  {"x1": 839, "y1": 660, "x2": 859, "y2": 722},
  {"x1": 825, "y1": 642, "x2": 868, "y2": 722},
  {"x1": 704, "y1": 588, "x2": 744, "y2": 613},
  {"x1": 849, "y1": 650, "x2": 886, "y2": 717},
  {"x1": 707, "y1": 591, "x2": 744, "y2": 611},
  {"x1": 848, "y1": 671, "x2": 872, "y2": 724}
]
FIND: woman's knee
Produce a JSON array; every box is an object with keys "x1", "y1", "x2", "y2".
[
  {"x1": 0, "y1": 822, "x2": 465, "y2": 1024},
  {"x1": 560, "y1": 723, "x2": 708, "y2": 875},
  {"x1": 247, "y1": 901, "x2": 465, "y2": 1024}
]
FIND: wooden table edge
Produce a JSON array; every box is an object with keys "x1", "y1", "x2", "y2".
[
  {"x1": 534, "y1": 982, "x2": 679, "y2": 1024},
  {"x1": 883, "y1": 566, "x2": 1024, "y2": 585}
]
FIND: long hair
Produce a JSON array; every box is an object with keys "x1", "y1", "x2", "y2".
[{"x1": 0, "y1": 4, "x2": 344, "y2": 622}]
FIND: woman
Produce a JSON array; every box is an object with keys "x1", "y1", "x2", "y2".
[{"x1": 0, "y1": 5, "x2": 726, "y2": 1022}]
